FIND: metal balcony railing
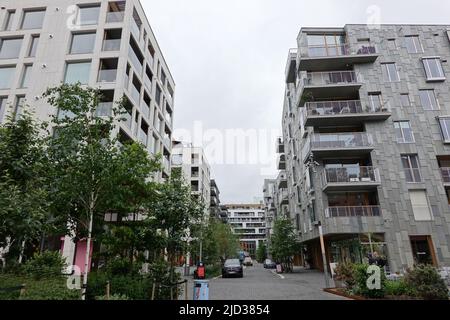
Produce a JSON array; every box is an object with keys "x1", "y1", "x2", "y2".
[
  {"x1": 440, "y1": 167, "x2": 450, "y2": 183},
  {"x1": 304, "y1": 70, "x2": 359, "y2": 86},
  {"x1": 322, "y1": 166, "x2": 380, "y2": 185},
  {"x1": 305, "y1": 100, "x2": 389, "y2": 116},
  {"x1": 325, "y1": 206, "x2": 381, "y2": 218}
]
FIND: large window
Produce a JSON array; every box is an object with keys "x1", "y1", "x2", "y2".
[
  {"x1": 70, "y1": 32, "x2": 96, "y2": 54},
  {"x1": 20, "y1": 64, "x2": 33, "y2": 88},
  {"x1": 28, "y1": 35, "x2": 39, "y2": 57},
  {"x1": 394, "y1": 121, "x2": 414, "y2": 143},
  {"x1": 0, "y1": 38, "x2": 23, "y2": 59},
  {"x1": 409, "y1": 190, "x2": 432, "y2": 221},
  {"x1": 368, "y1": 93, "x2": 383, "y2": 111},
  {"x1": 21, "y1": 9, "x2": 46, "y2": 30},
  {"x1": 419, "y1": 89, "x2": 439, "y2": 110},
  {"x1": 77, "y1": 5, "x2": 100, "y2": 26},
  {"x1": 306, "y1": 34, "x2": 347, "y2": 57},
  {"x1": 438, "y1": 117, "x2": 450, "y2": 143},
  {"x1": 401, "y1": 154, "x2": 422, "y2": 183},
  {"x1": 381, "y1": 63, "x2": 400, "y2": 82},
  {"x1": 405, "y1": 36, "x2": 423, "y2": 54},
  {"x1": 3, "y1": 10, "x2": 15, "y2": 31},
  {"x1": 64, "y1": 61, "x2": 91, "y2": 84},
  {"x1": 155, "y1": 85, "x2": 162, "y2": 106},
  {"x1": 0, "y1": 66, "x2": 15, "y2": 89},
  {"x1": 422, "y1": 58, "x2": 445, "y2": 81},
  {"x1": 400, "y1": 94, "x2": 411, "y2": 107}
]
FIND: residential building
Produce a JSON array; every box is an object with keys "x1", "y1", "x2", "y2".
[
  {"x1": 262, "y1": 179, "x2": 276, "y2": 254},
  {"x1": 282, "y1": 24, "x2": 450, "y2": 273},
  {"x1": 0, "y1": 0, "x2": 175, "y2": 271},
  {"x1": 171, "y1": 140, "x2": 211, "y2": 217},
  {"x1": 210, "y1": 179, "x2": 221, "y2": 219},
  {"x1": 225, "y1": 204, "x2": 266, "y2": 257}
]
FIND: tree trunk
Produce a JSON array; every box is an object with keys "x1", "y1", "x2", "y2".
[{"x1": 81, "y1": 203, "x2": 94, "y2": 301}]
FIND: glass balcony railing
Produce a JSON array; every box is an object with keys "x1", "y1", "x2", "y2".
[
  {"x1": 144, "y1": 75, "x2": 152, "y2": 91},
  {"x1": 106, "y1": 11, "x2": 125, "y2": 23},
  {"x1": 305, "y1": 100, "x2": 389, "y2": 116},
  {"x1": 304, "y1": 43, "x2": 377, "y2": 58},
  {"x1": 163, "y1": 135, "x2": 171, "y2": 147},
  {"x1": 123, "y1": 112, "x2": 132, "y2": 130},
  {"x1": 440, "y1": 168, "x2": 450, "y2": 183},
  {"x1": 310, "y1": 132, "x2": 373, "y2": 150},
  {"x1": 141, "y1": 103, "x2": 150, "y2": 119},
  {"x1": 322, "y1": 166, "x2": 380, "y2": 185},
  {"x1": 131, "y1": 19, "x2": 141, "y2": 41},
  {"x1": 304, "y1": 71, "x2": 359, "y2": 86},
  {"x1": 95, "y1": 102, "x2": 113, "y2": 117},
  {"x1": 163, "y1": 157, "x2": 170, "y2": 172},
  {"x1": 102, "y1": 39, "x2": 121, "y2": 51},
  {"x1": 97, "y1": 69, "x2": 117, "y2": 83},
  {"x1": 138, "y1": 129, "x2": 148, "y2": 146},
  {"x1": 130, "y1": 86, "x2": 140, "y2": 104},
  {"x1": 128, "y1": 48, "x2": 143, "y2": 74},
  {"x1": 325, "y1": 206, "x2": 381, "y2": 218}
]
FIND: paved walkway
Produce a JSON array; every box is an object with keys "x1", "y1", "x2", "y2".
[{"x1": 180, "y1": 264, "x2": 346, "y2": 300}]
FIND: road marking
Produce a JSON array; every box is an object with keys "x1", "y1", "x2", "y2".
[
  {"x1": 270, "y1": 270, "x2": 285, "y2": 279},
  {"x1": 212, "y1": 275, "x2": 222, "y2": 280}
]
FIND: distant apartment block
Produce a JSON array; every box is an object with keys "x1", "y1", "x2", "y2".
[{"x1": 280, "y1": 24, "x2": 450, "y2": 273}]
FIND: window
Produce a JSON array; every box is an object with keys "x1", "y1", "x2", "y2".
[
  {"x1": 20, "y1": 64, "x2": 33, "y2": 88},
  {"x1": 70, "y1": 32, "x2": 96, "y2": 54},
  {"x1": 21, "y1": 9, "x2": 46, "y2": 29},
  {"x1": 64, "y1": 61, "x2": 91, "y2": 84},
  {"x1": 419, "y1": 89, "x2": 439, "y2": 110},
  {"x1": 394, "y1": 121, "x2": 414, "y2": 143},
  {"x1": 422, "y1": 58, "x2": 445, "y2": 81},
  {"x1": 155, "y1": 85, "x2": 162, "y2": 105},
  {"x1": 405, "y1": 36, "x2": 423, "y2": 54},
  {"x1": 3, "y1": 10, "x2": 15, "y2": 31},
  {"x1": 161, "y1": 69, "x2": 167, "y2": 85},
  {"x1": 409, "y1": 190, "x2": 432, "y2": 221},
  {"x1": 0, "y1": 66, "x2": 15, "y2": 89},
  {"x1": 77, "y1": 5, "x2": 100, "y2": 26},
  {"x1": 401, "y1": 154, "x2": 422, "y2": 183},
  {"x1": 400, "y1": 94, "x2": 411, "y2": 107},
  {"x1": 387, "y1": 39, "x2": 397, "y2": 50},
  {"x1": 0, "y1": 38, "x2": 23, "y2": 59},
  {"x1": 438, "y1": 117, "x2": 450, "y2": 143},
  {"x1": 368, "y1": 93, "x2": 383, "y2": 111},
  {"x1": 14, "y1": 96, "x2": 25, "y2": 121},
  {"x1": 28, "y1": 35, "x2": 39, "y2": 57},
  {"x1": 0, "y1": 97, "x2": 7, "y2": 122},
  {"x1": 381, "y1": 63, "x2": 400, "y2": 82}
]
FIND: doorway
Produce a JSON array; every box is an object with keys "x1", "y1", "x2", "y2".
[{"x1": 409, "y1": 235, "x2": 437, "y2": 266}]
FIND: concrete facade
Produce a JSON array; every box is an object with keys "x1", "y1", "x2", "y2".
[{"x1": 282, "y1": 24, "x2": 450, "y2": 273}]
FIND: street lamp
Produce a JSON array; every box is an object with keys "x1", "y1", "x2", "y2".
[{"x1": 306, "y1": 153, "x2": 331, "y2": 289}]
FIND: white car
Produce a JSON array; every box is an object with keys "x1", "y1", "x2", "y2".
[{"x1": 243, "y1": 256, "x2": 253, "y2": 266}]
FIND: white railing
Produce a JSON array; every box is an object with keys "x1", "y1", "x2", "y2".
[{"x1": 325, "y1": 206, "x2": 381, "y2": 218}]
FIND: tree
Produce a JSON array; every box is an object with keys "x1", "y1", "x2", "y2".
[
  {"x1": 44, "y1": 83, "x2": 160, "y2": 299},
  {"x1": 256, "y1": 243, "x2": 267, "y2": 263},
  {"x1": 270, "y1": 217, "x2": 298, "y2": 272},
  {"x1": 0, "y1": 111, "x2": 53, "y2": 264}
]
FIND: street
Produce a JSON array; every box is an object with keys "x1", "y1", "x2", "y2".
[{"x1": 183, "y1": 264, "x2": 347, "y2": 300}]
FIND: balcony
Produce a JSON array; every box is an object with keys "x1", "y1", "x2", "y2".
[
  {"x1": 277, "y1": 154, "x2": 286, "y2": 170},
  {"x1": 321, "y1": 166, "x2": 381, "y2": 192},
  {"x1": 95, "y1": 102, "x2": 113, "y2": 117},
  {"x1": 122, "y1": 112, "x2": 132, "y2": 130},
  {"x1": 285, "y1": 48, "x2": 298, "y2": 83},
  {"x1": 325, "y1": 206, "x2": 382, "y2": 218},
  {"x1": 302, "y1": 132, "x2": 374, "y2": 162},
  {"x1": 128, "y1": 48, "x2": 143, "y2": 75},
  {"x1": 277, "y1": 171, "x2": 288, "y2": 189},
  {"x1": 440, "y1": 167, "x2": 450, "y2": 186},
  {"x1": 106, "y1": 11, "x2": 124, "y2": 23},
  {"x1": 103, "y1": 39, "x2": 121, "y2": 51},
  {"x1": 130, "y1": 85, "x2": 140, "y2": 104},
  {"x1": 298, "y1": 43, "x2": 378, "y2": 72},
  {"x1": 276, "y1": 137, "x2": 285, "y2": 154},
  {"x1": 97, "y1": 69, "x2": 117, "y2": 83},
  {"x1": 163, "y1": 157, "x2": 170, "y2": 173},
  {"x1": 297, "y1": 71, "x2": 362, "y2": 103},
  {"x1": 138, "y1": 129, "x2": 148, "y2": 146},
  {"x1": 279, "y1": 189, "x2": 289, "y2": 205},
  {"x1": 304, "y1": 100, "x2": 391, "y2": 126}
]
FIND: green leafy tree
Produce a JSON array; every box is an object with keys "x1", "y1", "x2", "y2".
[
  {"x1": 44, "y1": 83, "x2": 160, "y2": 298},
  {"x1": 270, "y1": 217, "x2": 298, "y2": 272},
  {"x1": 0, "y1": 111, "x2": 53, "y2": 265},
  {"x1": 256, "y1": 243, "x2": 267, "y2": 263}
]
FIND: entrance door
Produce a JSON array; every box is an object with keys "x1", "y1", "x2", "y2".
[{"x1": 410, "y1": 236, "x2": 437, "y2": 266}]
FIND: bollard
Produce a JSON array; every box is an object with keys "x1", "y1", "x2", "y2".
[{"x1": 106, "y1": 281, "x2": 110, "y2": 300}]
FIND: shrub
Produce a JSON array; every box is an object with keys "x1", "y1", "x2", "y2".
[
  {"x1": 334, "y1": 261, "x2": 356, "y2": 289},
  {"x1": 96, "y1": 294, "x2": 130, "y2": 300},
  {"x1": 206, "y1": 264, "x2": 222, "y2": 279},
  {"x1": 385, "y1": 279, "x2": 413, "y2": 297},
  {"x1": 87, "y1": 272, "x2": 153, "y2": 300},
  {"x1": 404, "y1": 264, "x2": 449, "y2": 300},
  {"x1": 352, "y1": 263, "x2": 386, "y2": 299},
  {"x1": 23, "y1": 251, "x2": 67, "y2": 280}
]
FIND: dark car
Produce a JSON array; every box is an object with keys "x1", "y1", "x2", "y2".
[
  {"x1": 222, "y1": 259, "x2": 243, "y2": 278},
  {"x1": 263, "y1": 259, "x2": 276, "y2": 269}
]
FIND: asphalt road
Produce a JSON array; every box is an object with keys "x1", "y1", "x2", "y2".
[{"x1": 184, "y1": 263, "x2": 347, "y2": 300}]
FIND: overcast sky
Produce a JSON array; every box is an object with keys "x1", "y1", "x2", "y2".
[{"x1": 143, "y1": 0, "x2": 450, "y2": 204}]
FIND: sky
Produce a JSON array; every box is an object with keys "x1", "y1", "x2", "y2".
[{"x1": 143, "y1": 0, "x2": 450, "y2": 204}]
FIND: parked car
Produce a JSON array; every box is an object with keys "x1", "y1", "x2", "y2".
[
  {"x1": 222, "y1": 259, "x2": 243, "y2": 278},
  {"x1": 243, "y1": 256, "x2": 253, "y2": 266},
  {"x1": 263, "y1": 259, "x2": 276, "y2": 269}
]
